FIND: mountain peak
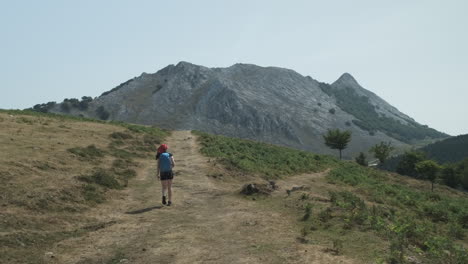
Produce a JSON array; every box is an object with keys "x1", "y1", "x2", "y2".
[{"x1": 333, "y1": 72, "x2": 360, "y2": 87}]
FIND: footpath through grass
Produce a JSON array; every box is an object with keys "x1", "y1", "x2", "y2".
[{"x1": 194, "y1": 130, "x2": 468, "y2": 263}]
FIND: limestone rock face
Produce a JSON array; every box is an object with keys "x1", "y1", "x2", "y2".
[{"x1": 52, "y1": 62, "x2": 446, "y2": 158}]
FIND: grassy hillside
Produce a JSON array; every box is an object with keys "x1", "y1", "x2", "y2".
[
  {"x1": 0, "y1": 110, "x2": 169, "y2": 264},
  {"x1": 195, "y1": 131, "x2": 468, "y2": 263},
  {"x1": 192, "y1": 130, "x2": 338, "y2": 178},
  {"x1": 2, "y1": 110, "x2": 466, "y2": 263}
]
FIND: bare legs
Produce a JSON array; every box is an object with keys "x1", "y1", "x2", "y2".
[
  {"x1": 161, "y1": 179, "x2": 173, "y2": 204},
  {"x1": 161, "y1": 180, "x2": 168, "y2": 198},
  {"x1": 167, "y1": 179, "x2": 173, "y2": 203}
]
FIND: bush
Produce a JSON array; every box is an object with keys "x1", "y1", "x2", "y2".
[
  {"x1": 78, "y1": 169, "x2": 122, "y2": 189},
  {"x1": 355, "y1": 152, "x2": 367, "y2": 166},
  {"x1": 96, "y1": 106, "x2": 110, "y2": 120},
  {"x1": 68, "y1": 145, "x2": 105, "y2": 160},
  {"x1": 302, "y1": 203, "x2": 312, "y2": 221},
  {"x1": 109, "y1": 132, "x2": 133, "y2": 140},
  {"x1": 82, "y1": 184, "x2": 105, "y2": 204}
]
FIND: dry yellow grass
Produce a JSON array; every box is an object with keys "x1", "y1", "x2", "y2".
[{"x1": 0, "y1": 112, "x2": 165, "y2": 264}]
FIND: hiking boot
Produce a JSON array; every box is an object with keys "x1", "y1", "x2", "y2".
[
  {"x1": 167, "y1": 201, "x2": 172, "y2": 206},
  {"x1": 162, "y1": 196, "x2": 166, "y2": 205}
]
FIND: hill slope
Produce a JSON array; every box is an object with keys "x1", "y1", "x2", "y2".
[
  {"x1": 44, "y1": 62, "x2": 448, "y2": 158},
  {"x1": 1, "y1": 110, "x2": 465, "y2": 264},
  {"x1": 0, "y1": 111, "x2": 354, "y2": 263}
]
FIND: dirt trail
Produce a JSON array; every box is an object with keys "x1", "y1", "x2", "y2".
[{"x1": 50, "y1": 131, "x2": 355, "y2": 264}]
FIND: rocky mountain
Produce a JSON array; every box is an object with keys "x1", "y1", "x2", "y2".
[{"x1": 47, "y1": 61, "x2": 448, "y2": 158}]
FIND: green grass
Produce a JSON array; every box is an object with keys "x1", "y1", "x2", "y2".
[
  {"x1": 193, "y1": 130, "x2": 337, "y2": 178},
  {"x1": 325, "y1": 162, "x2": 468, "y2": 263},
  {"x1": 193, "y1": 129, "x2": 467, "y2": 262},
  {"x1": 68, "y1": 144, "x2": 106, "y2": 161}
]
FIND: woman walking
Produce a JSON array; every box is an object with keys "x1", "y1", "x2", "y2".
[{"x1": 156, "y1": 144, "x2": 175, "y2": 206}]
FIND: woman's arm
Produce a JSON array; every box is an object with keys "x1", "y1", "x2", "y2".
[
  {"x1": 157, "y1": 159, "x2": 160, "y2": 178},
  {"x1": 171, "y1": 156, "x2": 175, "y2": 168}
]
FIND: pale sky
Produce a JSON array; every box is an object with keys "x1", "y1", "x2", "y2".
[{"x1": 1, "y1": 0, "x2": 467, "y2": 135}]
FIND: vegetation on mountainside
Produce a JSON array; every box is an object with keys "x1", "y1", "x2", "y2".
[
  {"x1": 195, "y1": 131, "x2": 468, "y2": 263},
  {"x1": 318, "y1": 83, "x2": 447, "y2": 143},
  {"x1": 192, "y1": 130, "x2": 338, "y2": 179},
  {"x1": 421, "y1": 134, "x2": 468, "y2": 164},
  {"x1": 100, "y1": 77, "x2": 135, "y2": 97},
  {"x1": 355, "y1": 152, "x2": 367, "y2": 166},
  {"x1": 369, "y1": 141, "x2": 394, "y2": 164},
  {"x1": 382, "y1": 150, "x2": 468, "y2": 191}
]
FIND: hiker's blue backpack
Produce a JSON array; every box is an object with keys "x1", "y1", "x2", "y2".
[{"x1": 159, "y1": 153, "x2": 172, "y2": 172}]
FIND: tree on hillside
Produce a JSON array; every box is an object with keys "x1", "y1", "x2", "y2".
[
  {"x1": 415, "y1": 160, "x2": 441, "y2": 192},
  {"x1": 323, "y1": 129, "x2": 351, "y2": 160},
  {"x1": 370, "y1": 141, "x2": 395, "y2": 164},
  {"x1": 96, "y1": 106, "x2": 110, "y2": 120},
  {"x1": 440, "y1": 166, "x2": 458, "y2": 188},
  {"x1": 355, "y1": 152, "x2": 367, "y2": 166},
  {"x1": 455, "y1": 158, "x2": 468, "y2": 190},
  {"x1": 396, "y1": 151, "x2": 426, "y2": 178}
]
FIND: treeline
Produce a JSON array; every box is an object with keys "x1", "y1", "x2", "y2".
[
  {"x1": 30, "y1": 96, "x2": 110, "y2": 120},
  {"x1": 319, "y1": 83, "x2": 447, "y2": 142},
  {"x1": 30, "y1": 96, "x2": 93, "y2": 113},
  {"x1": 421, "y1": 134, "x2": 468, "y2": 163},
  {"x1": 383, "y1": 151, "x2": 468, "y2": 191},
  {"x1": 59, "y1": 96, "x2": 93, "y2": 113}
]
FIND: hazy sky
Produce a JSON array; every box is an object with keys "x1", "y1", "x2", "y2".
[{"x1": 1, "y1": 0, "x2": 467, "y2": 135}]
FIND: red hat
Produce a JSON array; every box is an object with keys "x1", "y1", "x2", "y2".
[{"x1": 157, "y1": 144, "x2": 168, "y2": 153}]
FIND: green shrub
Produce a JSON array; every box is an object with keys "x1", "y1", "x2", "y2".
[
  {"x1": 109, "y1": 132, "x2": 133, "y2": 140},
  {"x1": 318, "y1": 207, "x2": 333, "y2": 223},
  {"x1": 78, "y1": 169, "x2": 122, "y2": 189},
  {"x1": 82, "y1": 184, "x2": 105, "y2": 204},
  {"x1": 109, "y1": 147, "x2": 140, "y2": 159},
  {"x1": 449, "y1": 223, "x2": 465, "y2": 240},
  {"x1": 302, "y1": 203, "x2": 312, "y2": 221},
  {"x1": 112, "y1": 159, "x2": 137, "y2": 169},
  {"x1": 68, "y1": 145, "x2": 105, "y2": 160},
  {"x1": 96, "y1": 106, "x2": 110, "y2": 120}
]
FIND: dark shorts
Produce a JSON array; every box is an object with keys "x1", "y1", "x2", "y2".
[{"x1": 160, "y1": 171, "x2": 174, "y2": 181}]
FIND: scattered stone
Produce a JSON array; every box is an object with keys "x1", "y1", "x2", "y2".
[
  {"x1": 286, "y1": 185, "x2": 310, "y2": 196},
  {"x1": 243, "y1": 220, "x2": 258, "y2": 226},
  {"x1": 119, "y1": 259, "x2": 129, "y2": 263},
  {"x1": 268, "y1": 180, "x2": 278, "y2": 190},
  {"x1": 406, "y1": 255, "x2": 422, "y2": 264},
  {"x1": 44, "y1": 252, "x2": 55, "y2": 258},
  {"x1": 240, "y1": 181, "x2": 277, "y2": 195}
]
